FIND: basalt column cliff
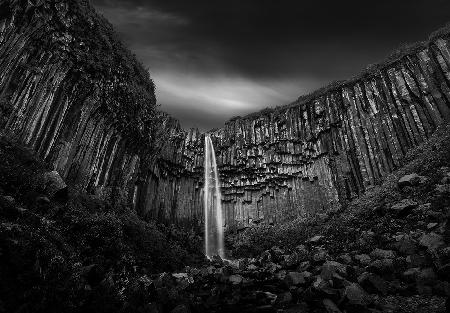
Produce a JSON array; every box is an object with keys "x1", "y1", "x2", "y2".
[
  {"x1": 151, "y1": 34, "x2": 450, "y2": 227},
  {"x1": 1, "y1": 0, "x2": 450, "y2": 228},
  {"x1": 0, "y1": 0, "x2": 174, "y2": 217}
]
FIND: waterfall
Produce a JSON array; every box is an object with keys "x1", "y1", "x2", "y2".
[{"x1": 204, "y1": 134, "x2": 224, "y2": 259}]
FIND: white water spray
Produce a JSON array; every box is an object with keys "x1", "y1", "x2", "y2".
[{"x1": 204, "y1": 134, "x2": 224, "y2": 259}]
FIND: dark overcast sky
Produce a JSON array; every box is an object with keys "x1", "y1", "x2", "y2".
[{"x1": 92, "y1": 0, "x2": 450, "y2": 131}]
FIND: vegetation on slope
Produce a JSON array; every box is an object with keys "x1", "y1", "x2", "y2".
[
  {"x1": 0, "y1": 136, "x2": 204, "y2": 313},
  {"x1": 228, "y1": 123, "x2": 450, "y2": 258}
]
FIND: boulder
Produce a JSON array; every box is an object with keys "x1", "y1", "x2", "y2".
[
  {"x1": 285, "y1": 271, "x2": 311, "y2": 286},
  {"x1": 370, "y1": 248, "x2": 395, "y2": 259},
  {"x1": 295, "y1": 245, "x2": 310, "y2": 261},
  {"x1": 172, "y1": 273, "x2": 193, "y2": 289},
  {"x1": 136, "y1": 275, "x2": 153, "y2": 289},
  {"x1": 288, "y1": 286, "x2": 304, "y2": 302},
  {"x1": 274, "y1": 291, "x2": 292, "y2": 307},
  {"x1": 394, "y1": 238, "x2": 417, "y2": 255},
  {"x1": 155, "y1": 272, "x2": 175, "y2": 288},
  {"x1": 441, "y1": 175, "x2": 450, "y2": 185},
  {"x1": 263, "y1": 262, "x2": 281, "y2": 274},
  {"x1": 222, "y1": 265, "x2": 234, "y2": 276},
  {"x1": 402, "y1": 267, "x2": 420, "y2": 283},
  {"x1": 210, "y1": 254, "x2": 224, "y2": 266},
  {"x1": 417, "y1": 285, "x2": 433, "y2": 296},
  {"x1": 261, "y1": 291, "x2": 277, "y2": 304},
  {"x1": 419, "y1": 232, "x2": 445, "y2": 251},
  {"x1": 42, "y1": 170, "x2": 68, "y2": 199},
  {"x1": 342, "y1": 283, "x2": 371, "y2": 309},
  {"x1": 276, "y1": 270, "x2": 287, "y2": 280},
  {"x1": 414, "y1": 203, "x2": 432, "y2": 214},
  {"x1": 354, "y1": 254, "x2": 372, "y2": 266},
  {"x1": 338, "y1": 254, "x2": 352, "y2": 265},
  {"x1": 80, "y1": 264, "x2": 105, "y2": 287},
  {"x1": 439, "y1": 247, "x2": 450, "y2": 264},
  {"x1": 320, "y1": 261, "x2": 347, "y2": 280},
  {"x1": 313, "y1": 276, "x2": 329, "y2": 290},
  {"x1": 214, "y1": 269, "x2": 230, "y2": 283},
  {"x1": 260, "y1": 250, "x2": 272, "y2": 263},
  {"x1": 367, "y1": 259, "x2": 394, "y2": 275},
  {"x1": 417, "y1": 268, "x2": 437, "y2": 285},
  {"x1": 270, "y1": 246, "x2": 285, "y2": 262},
  {"x1": 201, "y1": 265, "x2": 215, "y2": 276},
  {"x1": 352, "y1": 265, "x2": 366, "y2": 278},
  {"x1": 309, "y1": 235, "x2": 325, "y2": 244},
  {"x1": 316, "y1": 213, "x2": 329, "y2": 223},
  {"x1": 310, "y1": 276, "x2": 340, "y2": 301},
  {"x1": 357, "y1": 272, "x2": 388, "y2": 295},
  {"x1": 398, "y1": 173, "x2": 422, "y2": 188},
  {"x1": 170, "y1": 304, "x2": 190, "y2": 313},
  {"x1": 297, "y1": 261, "x2": 311, "y2": 272},
  {"x1": 229, "y1": 274, "x2": 244, "y2": 285},
  {"x1": 312, "y1": 249, "x2": 329, "y2": 263},
  {"x1": 416, "y1": 268, "x2": 437, "y2": 295},
  {"x1": 0, "y1": 195, "x2": 22, "y2": 217},
  {"x1": 435, "y1": 184, "x2": 450, "y2": 195},
  {"x1": 426, "y1": 210, "x2": 442, "y2": 219},
  {"x1": 234, "y1": 258, "x2": 248, "y2": 270},
  {"x1": 389, "y1": 199, "x2": 418, "y2": 217},
  {"x1": 282, "y1": 252, "x2": 299, "y2": 268},
  {"x1": 388, "y1": 279, "x2": 409, "y2": 295},
  {"x1": 2, "y1": 195, "x2": 15, "y2": 205},
  {"x1": 322, "y1": 298, "x2": 342, "y2": 313},
  {"x1": 36, "y1": 196, "x2": 50, "y2": 205},
  {"x1": 406, "y1": 254, "x2": 426, "y2": 268}
]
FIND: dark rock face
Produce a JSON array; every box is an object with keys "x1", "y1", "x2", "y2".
[
  {"x1": 156, "y1": 33, "x2": 450, "y2": 227},
  {"x1": 0, "y1": 0, "x2": 174, "y2": 221},
  {"x1": 2, "y1": 0, "x2": 450, "y2": 228}
]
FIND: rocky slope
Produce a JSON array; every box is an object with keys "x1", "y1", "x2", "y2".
[
  {"x1": 0, "y1": 135, "x2": 204, "y2": 313},
  {"x1": 2, "y1": 121, "x2": 448, "y2": 313},
  {"x1": 2, "y1": 1, "x2": 450, "y2": 312},
  {"x1": 125, "y1": 123, "x2": 450, "y2": 313}
]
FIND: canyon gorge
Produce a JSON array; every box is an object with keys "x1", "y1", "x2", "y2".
[
  {"x1": 1, "y1": 0, "x2": 450, "y2": 231},
  {"x1": 3, "y1": 1, "x2": 450, "y2": 313}
]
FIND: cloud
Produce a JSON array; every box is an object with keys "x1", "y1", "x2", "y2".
[
  {"x1": 99, "y1": 5, "x2": 188, "y2": 26},
  {"x1": 154, "y1": 71, "x2": 321, "y2": 130},
  {"x1": 91, "y1": 0, "x2": 450, "y2": 130}
]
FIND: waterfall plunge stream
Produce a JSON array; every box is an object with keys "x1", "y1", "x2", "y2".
[{"x1": 204, "y1": 135, "x2": 224, "y2": 259}]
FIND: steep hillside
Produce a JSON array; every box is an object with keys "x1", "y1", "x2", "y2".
[
  {"x1": 2, "y1": 123, "x2": 449, "y2": 313},
  {"x1": 229, "y1": 122, "x2": 450, "y2": 257}
]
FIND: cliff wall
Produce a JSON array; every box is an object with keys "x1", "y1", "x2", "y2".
[
  {"x1": 147, "y1": 32, "x2": 450, "y2": 227},
  {"x1": 2, "y1": 0, "x2": 450, "y2": 228},
  {"x1": 0, "y1": 0, "x2": 171, "y2": 214}
]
